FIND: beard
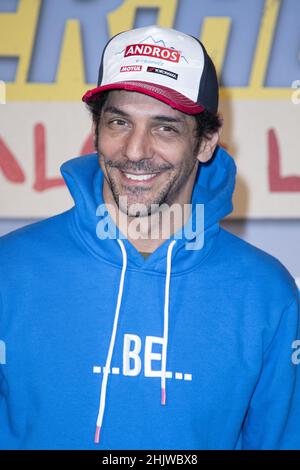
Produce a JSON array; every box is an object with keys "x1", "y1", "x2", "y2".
[{"x1": 98, "y1": 154, "x2": 198, "y2": 218}]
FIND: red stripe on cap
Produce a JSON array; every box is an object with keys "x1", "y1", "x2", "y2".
[{"x1": 82, "y1": 81, "x2": 204, "y2": 115}]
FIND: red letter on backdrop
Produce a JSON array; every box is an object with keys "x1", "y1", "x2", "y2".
[
  {"x1": 268, "y1": 128, "x2": 300, "y2": 192},
  {"x1": 0, "y1": 138, "x2": 25, "y2": 183},
  {"x1": 33, "y1": 123, "x2": 64, "y2": 192}
]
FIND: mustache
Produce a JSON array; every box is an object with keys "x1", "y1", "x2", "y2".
[{"x1": 98, "y1": 156, "x2": 173, "y2": 173}]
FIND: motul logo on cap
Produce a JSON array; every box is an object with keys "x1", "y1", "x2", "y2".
[
  {"x1": 120, "y1": 65, "x2": 142, "y2": 72},
  {"x1": 124, "y1": 44, "x2": 180, "y2": 62}
]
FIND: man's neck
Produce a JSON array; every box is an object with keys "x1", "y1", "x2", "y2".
[{"x1": 103, "y1": 196, "x2": 193, "y2": 254}]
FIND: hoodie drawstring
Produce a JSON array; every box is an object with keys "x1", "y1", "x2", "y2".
[
  {"x1": 161, "y1": 240, "x2": 176, "y2": 405},
  {"x1": 94, "y1": 239, "x2": 176, "y2": 443},
  {"x1": 94, "y1": 239, "x2": 127, "y2": 444}
]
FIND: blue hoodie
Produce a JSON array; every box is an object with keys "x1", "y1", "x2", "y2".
[{"x1": 0, "y1": 147, "x2": 299, "y2": 450}]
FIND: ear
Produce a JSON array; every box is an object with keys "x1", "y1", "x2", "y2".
[{"x1": 196, "y1": 124, "x2": 223, "y2": 164}]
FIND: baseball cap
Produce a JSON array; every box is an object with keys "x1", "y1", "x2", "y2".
[{"x1": 82, "y1": 25, "x2": 219, "y2": 115}]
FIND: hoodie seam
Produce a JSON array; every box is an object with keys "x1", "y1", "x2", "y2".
[
  {"x1": 246, "y1": 295, "x2": 299, "y2": 405},
  {"x1": 241, "y1": 295, "x2": 299, "y2": 445},
  {"x1": 262, "y1": 296, "x2": 298, "y2": 359},
  {"x1": 0, "y1": 259, "x2": 6, "y2": 326},
  {"x1": 0, "y1": 285, "x2": 4, "y2": 327}
]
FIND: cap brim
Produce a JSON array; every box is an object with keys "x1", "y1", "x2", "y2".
[{"x1": 82, "y1": 81, "x2": 204, "y2": 115}]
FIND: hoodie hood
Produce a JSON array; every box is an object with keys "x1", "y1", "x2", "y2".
[{"x1": 61, "y1": 146, "x2": 236, "y2": 275}]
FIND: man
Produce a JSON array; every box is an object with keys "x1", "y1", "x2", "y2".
[{"x1": 0, "y1": 25, "x2": 299, "y2": 450}]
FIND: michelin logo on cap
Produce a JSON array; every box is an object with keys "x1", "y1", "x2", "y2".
[{"x1": 147, "y1": 66, "x2": 178, "y2": 80}]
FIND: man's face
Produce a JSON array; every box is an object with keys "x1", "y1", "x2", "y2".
[{"x1": 96, "y1": 90, "x2": 201, "y2": 217}]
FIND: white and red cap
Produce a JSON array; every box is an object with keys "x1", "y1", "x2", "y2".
[{"x1": 82, "y1": 25, "x2": 219, "y2": 115}]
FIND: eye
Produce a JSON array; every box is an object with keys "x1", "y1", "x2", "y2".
[
  {"x1": 158, "y1": 125, "x2": 178, "y2": 133},
  {"x1": 109, "y1": 118, "x2": 128, "y2": 127}
]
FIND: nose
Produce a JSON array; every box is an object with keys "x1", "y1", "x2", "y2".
[{"x1": 123, "y1": 125, "x2": 152, "y2": 162}]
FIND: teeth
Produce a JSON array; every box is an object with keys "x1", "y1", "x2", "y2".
[{"x1": 124, "y1": 173, "x2": 157, "y2": 181}]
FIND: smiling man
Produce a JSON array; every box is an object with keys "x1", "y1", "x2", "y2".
[
  {"x1": 100, "y1": 91, "x2": 203, "y2": 215},
  {"x1": 93, "y1": 89, "x2": 220, "y2": 253},
  {"x1": 0, "y1": 25, "x2": 299, "y2": 450}
]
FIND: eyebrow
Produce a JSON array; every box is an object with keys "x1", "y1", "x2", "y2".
[
  {"x1": 152, "y1": 115, "x2": 184, "y2": 124},
  {"x1": 103, "y1": 106, "x2": 185, "y2": 123},
  {"x1": 103, "y1": 106, "x2": 128, "y2": 117}
]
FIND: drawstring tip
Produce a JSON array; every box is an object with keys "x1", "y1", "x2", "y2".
[
  {"x1": 94, "y1": 426, "x2": 101, "y2": 444},
  {"x1": 161, "y1": 388, "x2": 166, "y2": 405}
]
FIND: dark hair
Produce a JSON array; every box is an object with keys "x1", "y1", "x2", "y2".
[
  {"x1": 193, "y1": 110, "x2": 222, "y2": 152},
  {"x1": 86, "y1": 91, "x2": 110, "y2": 151},
  {"x1": 86, "y1": 91, "x2": 222, "y2": 152}
]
